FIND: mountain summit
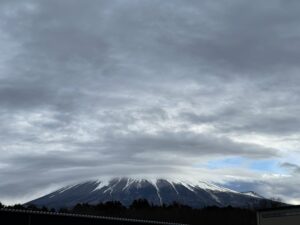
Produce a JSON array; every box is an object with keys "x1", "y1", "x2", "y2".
[{"x1": 27, "y1": 177, "x2": 267, "y2": 209}]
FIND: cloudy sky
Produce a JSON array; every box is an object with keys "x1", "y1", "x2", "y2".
[{"x1": 1, "y1": 0, "x2": 300, "y2": 205}]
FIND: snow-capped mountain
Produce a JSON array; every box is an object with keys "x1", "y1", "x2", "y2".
[{"x1": 27, "y1": 177, "x2": 267, "y2": 209}]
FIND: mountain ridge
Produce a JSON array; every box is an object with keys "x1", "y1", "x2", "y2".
[{"x1": 27, "y1": 177, "x2": 272, "y2": 209}]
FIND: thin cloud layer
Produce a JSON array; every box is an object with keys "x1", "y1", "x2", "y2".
[{"x1": 1, "y1": 0, "x2": 300, "y2": 204}]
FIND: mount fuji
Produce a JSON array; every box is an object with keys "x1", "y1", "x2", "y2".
[{"x1": 27, "y1": 177, "x2": 270, "y2": 209}]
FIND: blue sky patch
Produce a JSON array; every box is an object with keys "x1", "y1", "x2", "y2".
[
  {"x1": 205, "y1": 157, "x2": 244, "y2": 169},
  {"x1": 249, "y1": 159, "x2": 284, "y2": 173},
  {"x1": 197, "y1": 157, "x2": 284, "y2": 174}
]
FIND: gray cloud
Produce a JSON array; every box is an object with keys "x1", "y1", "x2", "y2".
[
  {"x1": 281, "y1": 162, "x2": 300, "y2": 173},
  {"x1": 0, "y1": 0, "x2": 300, "y2": 204},
  {"x1": 100, "y1": 131, "x2": 278, "y2": 158},
  {"x1": 224, "y1": 177, "x2": 300, "y2": 204},
  {"x1": 182, "y1": 101, "x2": 300, "y2": 136}
]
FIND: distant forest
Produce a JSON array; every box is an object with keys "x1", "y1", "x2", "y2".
[{"x1": 0, "y1": 199, "x2": 283, "y2": 225}]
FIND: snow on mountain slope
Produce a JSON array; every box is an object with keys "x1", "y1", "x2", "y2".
[
  {"x1": 26, "y1": 177, "x2": 269, "y2": 209},
  {"x1": 241, "y1": 191, "x2": 264, "y2": 199}
]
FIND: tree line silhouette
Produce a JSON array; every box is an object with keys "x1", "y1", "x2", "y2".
[{"x1": 0, "y1": 199, "x2": 284, "y2": 225}]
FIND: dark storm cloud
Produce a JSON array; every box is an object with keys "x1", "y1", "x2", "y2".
[{"x1": 0, "y1": 0, "x2": 300, "y2": 204}]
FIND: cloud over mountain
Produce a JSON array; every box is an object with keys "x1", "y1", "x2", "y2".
[{"x1": 1, "y1": 0, "x2": 300, "y2": 205}]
